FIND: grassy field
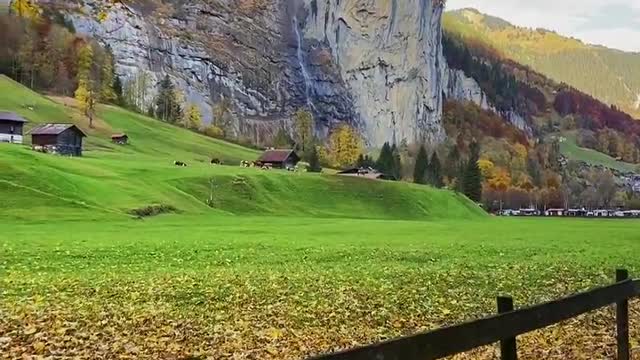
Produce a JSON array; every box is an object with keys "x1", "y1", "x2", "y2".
[
  {"x1": 2, "y1": 216, "x2": 640, "y2": 359},
  {"x1": 2, "y1": 77, "x2": 640, "y2": 359}
]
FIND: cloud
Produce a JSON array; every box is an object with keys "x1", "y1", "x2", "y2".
[{"x1": 447, "y1": 0, "x2": 640, "y2": 52}]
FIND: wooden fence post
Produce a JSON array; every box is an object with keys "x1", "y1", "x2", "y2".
[
  {"x1": 616, "y1": 269, "x2": 630, "y2": 360},
  {"x1": 497, "y1": 296, "x2": 517, "y2": 360}
]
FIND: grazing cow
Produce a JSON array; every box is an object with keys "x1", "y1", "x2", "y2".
[
  {"x1": 211, "y1": 158, "x2": 221, "y2": 165},
  {"x1": 261, "y1": 163, "x2": 272, "y2": 170},
  {"x1": 240, "y1": 160, "x2": 251, "y2": 168},
  {"x1": 174, "y1": 161, "x2": 188, "y2": 167}
]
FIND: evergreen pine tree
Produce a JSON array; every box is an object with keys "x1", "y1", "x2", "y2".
[
  {"x1": 429, "y1": 152, "x2": 444, "y2": 188},
  {"x1": 155, "y1": 75, "x2": 182, "y2": 123},
  {"x1": 391, "y1": 144, "x2": 402, "y2": 181},
  {"x1": 376, "y1": 142, "x2": 393, "y2": 174},
  {"x1": 113, "y1": 75, "x2": 124, "y2": 106},
  {"x1": 413, "y1": 145, "x2": 429, "y2": 184},
  {"x1": 308, "y1": 146, "x2": 322, "y2": 173},
  {"x1": 463, "y1": 141, "x2": 482, "y2": 202},
  {"x1": 446, "y1": 145, "x2": 461, "y2": 181}
]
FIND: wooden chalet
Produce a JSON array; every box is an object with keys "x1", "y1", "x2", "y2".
[
  {"x1": 256, "y1": 149, "x2": 300, "y2": 169},
  {"x1": 31, "y1": 124, "x2": 87, "y2": 156},
  {"x1": 0, "y1": 111, "x2": 27, "y2": 144},
  {"x1": 111, "y1": 133, "x2": 129, "y2": 145}
]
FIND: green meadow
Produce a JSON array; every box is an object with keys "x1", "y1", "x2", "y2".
[{"x1": 1, "y1": 75, "x2": 640, "y2": 359}]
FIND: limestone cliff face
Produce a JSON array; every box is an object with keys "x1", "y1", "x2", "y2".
[
  {"x1": 53, "y1": 0, "x2": 447, "y2": 147},
  {"x1": 297, "y1": 0, "x2": 446, "y2": 145},
  {"x1": 443, "y1": 66, "x2": 532, "y2": 135}
]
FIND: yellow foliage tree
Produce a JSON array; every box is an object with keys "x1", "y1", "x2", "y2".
[
  {"x1": 478, "y1": 159, "x2": 495, "y2": 179},
  {"x1": 487, "y1": 167, "x2": 511, "y2": 211},
  {"x1": 181, "y1": 104, "x2": 203, "y2": 130},
  {"x1": 75, "y1": 44, "x2": 97, "y2": 128},
  {"x1": 327, "y1": 124, "x2": 363, "y2": 168},
  {"x1": 11, "y1": 0, "x2": 40, "y2": 19}
]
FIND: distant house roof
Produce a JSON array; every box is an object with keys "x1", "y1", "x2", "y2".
[
  {"x1": 31, "y1": 124, "x2": 87, "y2": 137},
  {"x1": 0, "y1": 111, "x2": 28, "y2": 123},
  {"x1": 258, "y1": 149, "x2": 298, "y2": 163},
  {"x1": 111, "y1": 133, "x2": 128, "y2": 139}
]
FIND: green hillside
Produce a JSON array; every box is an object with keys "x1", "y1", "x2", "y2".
[
  {"x1": 0, "y1": 76, "x2": 484, "y2": 221},
  {"x1": 552, "y1": 132, "x2": 639, "y2": 173},
  {"x1": 444, "y1": 8, "x2": 640, "y2": 119}
]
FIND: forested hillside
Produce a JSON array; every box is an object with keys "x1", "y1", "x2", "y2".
[
  {"x1": 441, "y1": 19, "x2": 640, "y2": 211},
  {"x1": 443, "y1": 8, "x2": 640, "y2": 119}
]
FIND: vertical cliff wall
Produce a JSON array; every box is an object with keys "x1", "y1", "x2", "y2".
[
  {"x1": 49, "y1": 0, "x2": 447, "y2": 147},
  {"x1": 298, "y1": 0, "x2": 446, "y2": 146}
]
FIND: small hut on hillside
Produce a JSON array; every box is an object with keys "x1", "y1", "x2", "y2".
[
  {"x1": 0, "y1": 111, "x2": 27, "y2": 144},
  {"x1": 31, "y1": 124, "x2": 87, "y2": 156},
  {"x1": 256, "y1": 149, "x2": 300, "y2": 169},
  {"x1": 111, "y1": 133, "x2": 129, "y2": 145}
]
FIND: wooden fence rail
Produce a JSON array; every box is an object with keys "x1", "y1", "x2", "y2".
[{"x1": 310, "y1": 269, "x2": 638, "y2": 360}]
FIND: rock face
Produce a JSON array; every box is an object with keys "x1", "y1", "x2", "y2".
[
  {"x1": 443, "y1": 66, "x2": 532, "y2": 135},
  {"x1": 52, "y1": 0, "x2": 447, "y2": 147}
]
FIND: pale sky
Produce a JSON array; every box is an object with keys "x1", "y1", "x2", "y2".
[{"x1": 447, "y1": 0, "x2": 640, "y2": 53}]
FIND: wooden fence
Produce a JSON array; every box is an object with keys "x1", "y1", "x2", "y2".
[{"x1": 310, "y1": 269, "x2": 638, "y2": 360}]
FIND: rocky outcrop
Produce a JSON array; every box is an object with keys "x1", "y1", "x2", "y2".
[
  {"x1": 443, "y1": 66, "x2": 533, "y2": 135},
  {"x1": 49, "y1": 0, "x2": 447, "y2": 147}
]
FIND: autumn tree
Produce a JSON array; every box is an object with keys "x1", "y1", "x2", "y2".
[
  {"x1": 487, "y1": 167, "x2": 511, "y2": 211},
  {"x1": 327, "y1": 124, "x2": 363, "y2": 168},
  {"x1": 413, "y1": 145, "x2": 429, "y2": 184},
  {"x1": 75, "y1": 44, "x2": 97, "y2": 128},
  {"x1": 123, "y1": 70, "x2": 152, "y2": 112},
  {"x1": 181, "y1": 104, "x2": 202, "y2": 130},
  {"x1": 11, "y1": 0, "x2": 40, "y2": 19}
]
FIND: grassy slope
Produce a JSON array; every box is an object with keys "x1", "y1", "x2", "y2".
[
  {"x1": 443, "y1": 9, "x2": 640, "y2": 118},
  {"x1": 551, "y1": 132, "x2": 640, "y2": 173},
  {"x1": 0, "y1": 75, "x2": 483, "y2": 221}
]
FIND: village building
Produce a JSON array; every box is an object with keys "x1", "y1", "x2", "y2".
[
  {"x1": 0, "y1": 111, "x2": 27, "y2": 144},
  {"x1": 256, "y1": 149, "x2": 300, "y2": 169},
  {"x1": 338, "y1": 167, "x2": 392, "y2": 180},
  {"x1": 31, "y1": 124, "x2": 87, "y2": 156},
  {"x1": 111, "y1": 133, "x2": 129, "y2": 145}
]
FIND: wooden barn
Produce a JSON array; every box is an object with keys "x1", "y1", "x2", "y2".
[
  {"x1": 31, "y1": 124, "x2": 87, "y2": 156},
  {"x1": 256, "y1": 149, "x2": 300, "y2": 169},
  {"x1": 0, "y1": 111, "x2": 27, "y2": 144},
  {"x1": 111, "y1": 133, "x2": 129, "y2": 145}
]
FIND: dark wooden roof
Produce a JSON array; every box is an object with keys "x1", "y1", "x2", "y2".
[
  {"x1": 111, "y1": 133, "x2": 128, "y2": 139},
  {"x1": 258, "y1": 149, "x2": 298, "y2": 163},
  {"x1": 0, "y1": 111, "x2": 28, "y2": 123},
  {"x1": 31, "y1": 124, "x2": 87, "y2": 137}
]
